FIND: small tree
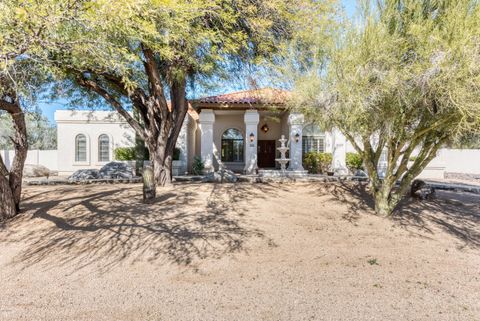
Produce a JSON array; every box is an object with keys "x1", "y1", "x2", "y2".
[
  {"x1": 294, "y1": 0, "x2": 480, "y2": 215},
  {"x1": 0, "y1": 0, "x2": 79, "y2": 220}
]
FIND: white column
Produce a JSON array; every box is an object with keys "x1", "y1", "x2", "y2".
[
  {"x1": 244, "y1": 110, "x2": 259, "y2": 174},
  {"x1": 332, "y1": 128, "x2": 348, "y2": 175},
  {"x1": 175, "y1": 115, "x2": 189, "y2": 175},
  {"x1": 288, "y1": 113, "x2": 304, "y2": 171},
  {"x1": 199, "y1": 109, "x2": 215, "y2": 173}
]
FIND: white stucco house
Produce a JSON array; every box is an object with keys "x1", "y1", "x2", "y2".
[
  {"x1": 53, "y1": 88, "x2": 355, "y2": 176},
  {"x1": 3, "y1": 88, "x2": 479, "y2": 179}
]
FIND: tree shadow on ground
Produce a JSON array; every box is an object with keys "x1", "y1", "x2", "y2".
[
  {"x1": 394, "y1": 190, "x2": 480, "y2": 249},
  {"x1": 306, "y1": 181, "x2": 480, "y2": 249},
  {"x1": 0, "y1": 182, "x2": 279, "y2": 274},
  {"x1": 306, "y1": 181, "x2": 374, "y2": 223}
]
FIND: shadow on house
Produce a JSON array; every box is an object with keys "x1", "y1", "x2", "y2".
[{"x1": 0, "y1": 183, "x2": 271, "y2": 273}]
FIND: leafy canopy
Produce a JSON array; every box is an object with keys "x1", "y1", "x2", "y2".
[{"x1": 293, "y1": 0, "x2": 480, "y2": 215}]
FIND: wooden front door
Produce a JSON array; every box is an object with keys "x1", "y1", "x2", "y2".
[{"x1": 257, "y1": 140, "x2": 276, "y2": 168}]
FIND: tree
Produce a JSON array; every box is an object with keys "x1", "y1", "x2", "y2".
[
  {"x1": 293, "y1": 0, "x2": 480, "y2": 215},
  {"x1": 0, "y1": 111, "x2": 56, "y2": 150},
  {"x1": 0, "y1": 0, "x2": 79, "y2": 220},
  {"x1": 52, "y1": 0, "x2": 334, "y2": 189}
]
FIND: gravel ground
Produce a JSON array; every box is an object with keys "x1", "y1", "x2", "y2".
[{"x1": 0, "y1": 182, "x2": 479, "y2": 321}]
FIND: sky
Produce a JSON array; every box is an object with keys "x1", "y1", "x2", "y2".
[{"x1": 38, "y1": 0, "x2": 357, "y2": 124}]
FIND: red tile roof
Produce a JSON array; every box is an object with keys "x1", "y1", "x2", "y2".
[{"x1": 195, "y1": 88, "x2": 290, "y2": 105}]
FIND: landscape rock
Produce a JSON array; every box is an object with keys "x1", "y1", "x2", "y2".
[
  {"x1": 354, "y1": 169, "x2": 368, "y2": 177},
  {"x1": 99, "y1": 161, "x2": 134, "y2": 179},
  {"x1": 202, "y1": 169, "x2": 238, "y2": 183},
  {"x1": 68, "y1": 169, "x2": 100, "y2": 182},
  {"x1": 23, "y1": 164, "x2": 51, "y2": 178},
  {"x1": 411, "y1": 179, "x2": 436, "y2": 200}
]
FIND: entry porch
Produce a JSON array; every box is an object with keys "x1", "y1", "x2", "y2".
[{"x1": 191, "y1": 89, "x2": 348, "y2": 175}]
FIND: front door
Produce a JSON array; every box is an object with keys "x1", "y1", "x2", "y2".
[{"x1": 257, "y1": 140, "x2": 276, "y2": 168}]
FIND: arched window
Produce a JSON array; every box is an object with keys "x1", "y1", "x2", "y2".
[
  {"x1": 302, "y1": 124, "x2": 325, "y2": 156},
  {"x1": 221, "y1": 128, "x2": 244, "y2": 162},
  {"x1": 75, "y1": 134, "x2": 87, "y2": 162},
  {"x1": 98, "y1": 134, "x2": 110, "y2": 162}
]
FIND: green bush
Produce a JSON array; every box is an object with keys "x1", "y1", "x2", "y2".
[
  {"x1": 346, "y1": 152, "x2": 363, "y2": 172},
  {"x1": 173, "y1": 147, "x2": 181, "y2": 161},
  {"x1": 303, "y1": 152, "x2": 333, "y2": 174},
  {"x1": 114, "y1": 147, "x2": 136, "y2": 161},
  {"x1": 192, "y1": 155, "x2": 204, "y2": 175}
]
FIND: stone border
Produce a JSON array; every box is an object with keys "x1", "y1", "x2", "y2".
[
  {"x1": 239, "y1": 175, "x2": 368, "y2": 183},
  {"x1": 424, "y1": 180, "x2": 480, "y2": 195},
  {"x1": 26, "y1": 177, "x2": 142, "y2": 186}
]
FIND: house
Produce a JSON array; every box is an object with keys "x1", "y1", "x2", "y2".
[
  {"x1": 54, "y1": 88, "x2": 355, "y2": 176},
  {"x1": 3, "y1": 88, "x2": 479, "y2": 179}
]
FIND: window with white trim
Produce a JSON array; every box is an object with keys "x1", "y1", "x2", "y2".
[
  {"x1": 75, "y1": 134, "x2": 87, "y2": 162},
  {"x1": 98, "y1": 134, "x2": 110, "y2": 162},
  {"x1": 302, "y1": 124, "x2": 325, "y2": 156}
]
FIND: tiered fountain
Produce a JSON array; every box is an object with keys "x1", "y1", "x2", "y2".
[
  {"x1": 258, "y1": 135, "x2": 301, "y2": 179},
  {"x1": 275, "y1": 135, "x2": 290, "y2": 171}
]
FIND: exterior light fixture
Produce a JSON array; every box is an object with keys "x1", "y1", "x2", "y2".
[
  {"x1": 294, "y1": 133, "x2": 300, "y2": 143},
  {"x1": 261, "y1": 123, "x2": 269, "y2": 133},
  {"x1": 249, "y1": 132, "x2": 255, "y2": 142}
]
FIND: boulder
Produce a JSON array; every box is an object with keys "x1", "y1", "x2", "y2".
[
  {"x1": 354, "y1": 169, "x2": 368, "y2": 177},
  {"x1": 411, "y1": 179, "x2": 436, "y2": 200},
  {"x1": 68, "y1": 169, "x2": 100, "y2": 182},
  {"x1": 99, "y1": 161, "x2": 134, "y2": 179},
  {"x1": 202, "y1": 169, "x2": 238, "y2": 183},
  {"x1": 23, "y1": 164, "x2": 51, "y2": 178}
]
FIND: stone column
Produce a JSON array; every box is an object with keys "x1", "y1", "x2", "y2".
[
  {"x1": 244, "y1": 110, "x2": 259, "y2": 174},
  {"x1": 199, "y1": 109, "x2": 215, "y2": 173},
  {"x1": 288, "y1": 113, "x2": 304, "y2": 171},
  {"x1": 332, "y1": 128, "x2": 348, "y2": 175}
]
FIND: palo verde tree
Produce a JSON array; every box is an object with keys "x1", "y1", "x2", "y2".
[
  {"x1": 294, "y1": 0, "x2": 480, "y2": 216},
  {"x1": 52, "y1": 0, "x2": 333, "y2": 188},
  {"x1": 0, "y1": 0, "x2": 80, "y2": 220}
]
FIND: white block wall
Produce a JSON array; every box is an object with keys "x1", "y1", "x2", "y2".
[{"x1": 1, "y1": 149, "x2": 58, "y2": 171}]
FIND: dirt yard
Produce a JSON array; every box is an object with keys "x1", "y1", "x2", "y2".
[{"x1": 0, "y1": 182, "x2": 479, "y2": 320}]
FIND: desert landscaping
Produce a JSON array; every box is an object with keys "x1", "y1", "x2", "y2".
[{"x1": 0, "y1": 182, "x2": 478, "y2": 320}]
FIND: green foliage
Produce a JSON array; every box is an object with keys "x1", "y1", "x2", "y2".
[
  {"x1": 114, "y1": 147, "x2": 136, "y2": 161},
  {"x1": 303, "y1": 152, "x2": 332, "y2": 174},
  {"x1": 173, "y1": 148, "x2": 181, "y2": 161},
  {"x1": 449, "y1": 132, "x2": 480, "y2": 149},
  {"x1": 346, "y1": 152, "x2": 363, "y2": 172},
  {"x1": 192, "y1": 155, "x2": 204, "y2": 175},
  {"x1": 293, "y1": 0, "x2": 480, "y2": 215},
  {"x1": 0, "y1": 112, "x2": 56, "y2": 150}
]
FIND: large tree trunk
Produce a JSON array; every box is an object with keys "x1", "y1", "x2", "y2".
[
  {"x1": 75, "y1": 46, "x2": 189, "y2": 190},
  {"x1": 372, "y1": 183, "x2": 398, "y2": 217},
  {"x1": 149, "y1": 143, "x2": 174, "y2": 188},
  {"x1": 0, "y1": 99, "x2": 28, "y2": 220},
  {"x1": 0, "y1": 173, "x2": 16, "y2": 220}
]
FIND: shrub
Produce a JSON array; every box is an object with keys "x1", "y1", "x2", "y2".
[
  {"x1": 303, "y1": 152, "x2": 332, "y2": 174},
  {"x1": 346, "y1": 152, "x2": 363, "y2": 172},
  {"x1": 192, "y1": 155, "x2": 204, "y2": 175},
  {"x1": 114, "y1": 147, "x2": 136, "y2": 161},
  {"x1": 173, "y1": 147, "x2": 181, "y2": 161}
]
